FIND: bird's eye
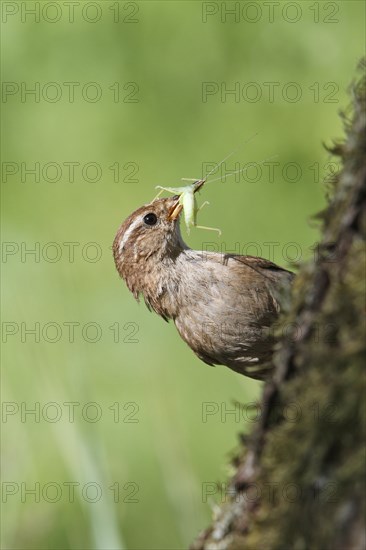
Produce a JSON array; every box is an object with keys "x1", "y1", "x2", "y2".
[{"x1": 143, "y1": 213, "x2": 158, "y2": 226}]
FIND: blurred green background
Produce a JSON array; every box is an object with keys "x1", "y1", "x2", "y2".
[{"x1": 1, "y1": 1, "x2": 364, "y2": 548}]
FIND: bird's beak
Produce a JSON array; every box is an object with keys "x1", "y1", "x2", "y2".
[{"x1": 167, "y1": 197, "x2": 183, "y2": 221}]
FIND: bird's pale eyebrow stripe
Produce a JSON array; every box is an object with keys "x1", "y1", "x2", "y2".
[{"x1": 119, "y1": 216, "x2": 144, "y2": 253}]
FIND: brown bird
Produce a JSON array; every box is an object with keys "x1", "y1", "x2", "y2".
[{"x1": 113, "y1": 191, "x2": 294, "y2": 380}]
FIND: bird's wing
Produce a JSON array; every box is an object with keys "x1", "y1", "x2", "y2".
[{"x1": 224, "y1": 254, "x2": 294, "y2": 281}]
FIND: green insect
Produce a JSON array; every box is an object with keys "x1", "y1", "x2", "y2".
[
  {"x1": 155, "y1": 178, "x2": 222, "y2": 235},
  {"x1": 154, "y1": 135, "x2": 274, "y2": 237}
]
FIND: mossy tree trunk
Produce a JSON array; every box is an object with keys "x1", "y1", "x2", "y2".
[{"x1": 191, "y1": 61, "x2": 366, "y2": 550}]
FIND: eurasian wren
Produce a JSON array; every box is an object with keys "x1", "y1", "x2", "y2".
[{"x1": 113, "y1": 194, "x2": 293, "y2": 380}]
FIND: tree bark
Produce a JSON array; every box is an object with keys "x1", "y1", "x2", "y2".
[{"x1": 191, "y1": 60, "x2": 366, "y2": 550}]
